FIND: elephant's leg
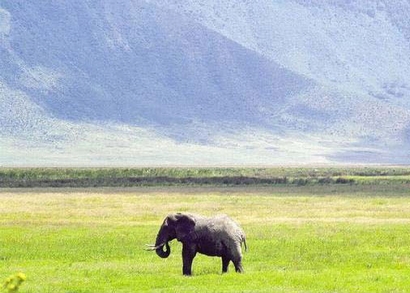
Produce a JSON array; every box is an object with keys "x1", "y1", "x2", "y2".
[
  {"x1": 227, "y1": 243, "x2": 244, "y2": 273},
  {"x1": 233, "y1": 260, "x2": 244, "y2": 273},
  {"x1": 182, "y1": 244, "x2": 197, "y2": 276},
  {"x1": 231, "y1": 249, "x2": 244, "y2": 273},
  {"x1": 221, "y1": 256, "x2": 230, "y2": 273}
]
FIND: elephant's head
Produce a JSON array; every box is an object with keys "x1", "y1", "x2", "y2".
[{"x1": 147, "y1": 213, "x2": 196, "y2": 258}]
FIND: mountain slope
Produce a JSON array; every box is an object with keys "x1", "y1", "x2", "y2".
[
  {"x1": 155, "y1": 0, "x2": 410, "y2": 101},
  {"x1": 1, "y1": 0, "x2": 311, "y2": 126},
  {"x1": 1, "y1": 0, "x2": 410, "y2": 165}
]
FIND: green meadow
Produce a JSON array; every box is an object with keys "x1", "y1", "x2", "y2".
[{"x1": 1, "y1": 169, "x2": 410, "y2": 292}]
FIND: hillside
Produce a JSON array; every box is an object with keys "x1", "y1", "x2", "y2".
[{"x1": 1, "y1": 0, "x2": 410, "y2": 166}]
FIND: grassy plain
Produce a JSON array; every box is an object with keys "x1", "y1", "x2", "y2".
[
  {"x1": 2, "y1": 166, "x2": 410, "y2": 187},
  {"x1": 1, "y1": 184, "x2": 410, "y2": 292}
]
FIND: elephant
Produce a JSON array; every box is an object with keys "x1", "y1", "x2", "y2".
[{"x1": 146, "y1": 213, "x2": 247, "y2": 276}]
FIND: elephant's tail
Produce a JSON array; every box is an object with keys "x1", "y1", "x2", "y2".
[{"x1": 242, "y1": 236, "x2": 248, "y2": 252}]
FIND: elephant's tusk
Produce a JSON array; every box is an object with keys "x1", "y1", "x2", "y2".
[{"x1": 144, "y1": 243, "x2": 165, "y2": 251}]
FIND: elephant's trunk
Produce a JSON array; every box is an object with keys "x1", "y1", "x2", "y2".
[
  {"x1": 155, "y1": 242, "x2": 170, "y2": 258},
  {"x1": 155, "y1": 226, "x2": 171, "y2": 258}
]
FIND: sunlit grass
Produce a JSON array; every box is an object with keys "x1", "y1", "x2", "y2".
[{"x1": 1, "y1": 187, "x2": 410, "y2": 292}]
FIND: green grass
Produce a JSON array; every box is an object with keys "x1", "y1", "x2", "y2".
[
  {"x1": 2, "y1": 166, "x2": 410, "y2": 187},
  {"x1": 1, "y1": 186, "x2": 410, "y2": 292}
]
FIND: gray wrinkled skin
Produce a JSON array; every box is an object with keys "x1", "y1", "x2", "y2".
[{"x1": 153, "y1": 213, "x2": 247, "y2": 276}]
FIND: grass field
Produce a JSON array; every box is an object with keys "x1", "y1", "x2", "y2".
[
  {"x1": 2, "y1": 166, "x2": 410, "y2": 188},
  {"x1": 1, "y1": 185, "x2": 410, "y2": 292}
]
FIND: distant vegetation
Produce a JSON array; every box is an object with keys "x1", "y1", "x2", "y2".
[{"x1": 1, "y1": 167, "x2": 410, "y2": 188}]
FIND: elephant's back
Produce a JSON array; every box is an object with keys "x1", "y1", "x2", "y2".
[{"x1": 210, "y1": 215, "x2": 245, "y2": 244}]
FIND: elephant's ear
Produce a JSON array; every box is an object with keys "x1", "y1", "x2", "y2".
[{"x1": 175, "y1": 214, "x2": 196, "y2": 242}]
